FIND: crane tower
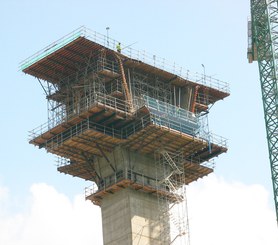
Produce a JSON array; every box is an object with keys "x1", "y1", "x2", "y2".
[
  {"x1": 21, "y1": 27, "x2": 229, "y2": 244},
  {"x1": 248, "y1": 0, "x2": 278, "y2": 224}
]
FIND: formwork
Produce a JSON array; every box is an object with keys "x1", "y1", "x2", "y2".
[{"x1": 22, "y1": 26, "x2": 229, "y2": 244}]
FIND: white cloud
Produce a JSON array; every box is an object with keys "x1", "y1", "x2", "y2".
[
  {"x1": 0, "y1": 183, "x2": 102, "y2": 245},
  {"x1": 0, "y1": 177, "x2": 277, "y2": 245},
  {"x1": 187, "y1": 175, "x2": 278, "y2": 245}
]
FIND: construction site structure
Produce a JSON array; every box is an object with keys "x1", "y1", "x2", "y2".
[
  {"x1": 21, "y1": 26, "x2": 229, "y2": 244},
  {"x1": 248, "y1": 0, "x2": 278, "y2": 224}
]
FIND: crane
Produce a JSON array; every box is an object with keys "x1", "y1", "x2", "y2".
[{"x1": 248, "y1": 0, "x2": 278, "y2": 224}]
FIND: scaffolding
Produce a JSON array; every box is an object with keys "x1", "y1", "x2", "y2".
[
  {"x1": 155, "y1": 150, "x2": 190, "y2": 244},
  {"x1": 22, "y1": 26, "x2": 229, "y2": 245},
  {"x1": 20, "y1": 26, "x2": 230, "y2": 94}
]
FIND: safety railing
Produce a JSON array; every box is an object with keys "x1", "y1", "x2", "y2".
[
  {"x1": 29, "y1": 94, "x2": 147, "y2": 141},
  {"x1": 143, "y1": 95, "x2": 199, "y2": 136},
  {"x1": 85, "y1": 168, "x2": 169, "y2": 198},
  {"x1": 20, "y1": 26, "x2": 84, "y2": 71},
  {"x1": 28, "y1": 92, "x2": 130, "y2": 140},
  {"x1": 150, "y1": 113, "x2": 199, "y2": 136},
  {"x1": 29, "y1": 95, "x2": 227, "y2": 150},
  {"x1": 122, "y1": 49, "x2": 229, "y2": 94},
  {"x1": 105, "y1": 79, "x2": 123, "y2": 96},
  {"x1": 87, "y1": 27, "x2": 229, "y2": 93},
  {"x1": 144, "y1": 95, "x2": 197, "y2": 122},
  {"x1": 20, "y1": 26, "x2": 230, "y2": 94},
  {"x1": 167, "y1": 150, "x2": 215, "y2": 169},
  {"x1": 97, "y1": 58, "x2": 119, "y2": 75},
  {"x1": 196, "y1": 92, "x2": 210, "y2": 105},
  {"x1": 28, "y1": 115, "x2": 66, "y2": 142},
  {"x1": 85, "y1": 182, "x2": 98, "y2": 197},
  {"x1": 207, "y1": 132, "x2": 228, "y2": 148},
  {"x1": 122, "y1": 114, "x2": 151, "y2": 138},
  {"x1": 43, "y1": 118, "x2": 123, "y2": 150},
  {"x1": 55, "y1": 156, "x2": 71, "y2": 167}
]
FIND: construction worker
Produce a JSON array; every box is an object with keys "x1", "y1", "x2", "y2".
[{"x1": 116, "y1": 42, "x2": 121, "y2": 53}]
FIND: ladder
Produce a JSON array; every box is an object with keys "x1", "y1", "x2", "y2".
[{"x1": 160, "y1": 149, "x2": 183, "y2": 174}]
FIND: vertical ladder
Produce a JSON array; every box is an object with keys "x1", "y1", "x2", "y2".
[{"x1": 158, "y1": 149, "x2": 189, "y2": 244}]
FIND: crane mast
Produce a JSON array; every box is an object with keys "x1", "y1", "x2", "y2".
[{"x1": 248, "y1": 0, "x2": 278, "y2": 224}]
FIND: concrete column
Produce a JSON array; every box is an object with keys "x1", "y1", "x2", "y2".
[{"x1": 101, "y1": 188, "x2": 170, "y2": 245}]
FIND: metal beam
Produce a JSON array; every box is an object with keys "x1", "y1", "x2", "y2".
[{"x1": 76, "y1": 135, "x2": 116, "y2": 172}]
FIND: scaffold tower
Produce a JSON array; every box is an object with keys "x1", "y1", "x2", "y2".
[{"x1": 21, "y1": 26, "x2": 229, "y2": 245}]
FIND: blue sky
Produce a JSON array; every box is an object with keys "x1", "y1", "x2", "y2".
[{"x1": 1, "y1": 0, "x2": 278, "y2": 244}]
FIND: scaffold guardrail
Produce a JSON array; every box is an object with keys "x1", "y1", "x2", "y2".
[
  {"x1": 29, "y1": 98, "x2": 227, "y2": 150},
  {"x1": 19, "y1": 27, "x2": 84, "y2": 71},
  {"x1": 28, "y1": 92, "x2": 130, "y2": 141},
  {"x1": 20, "y1": 26, "x2": 230, "y2": 94},
  {"x1": 85, "y1": 169, "x2": 170, "y2": 198}
]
